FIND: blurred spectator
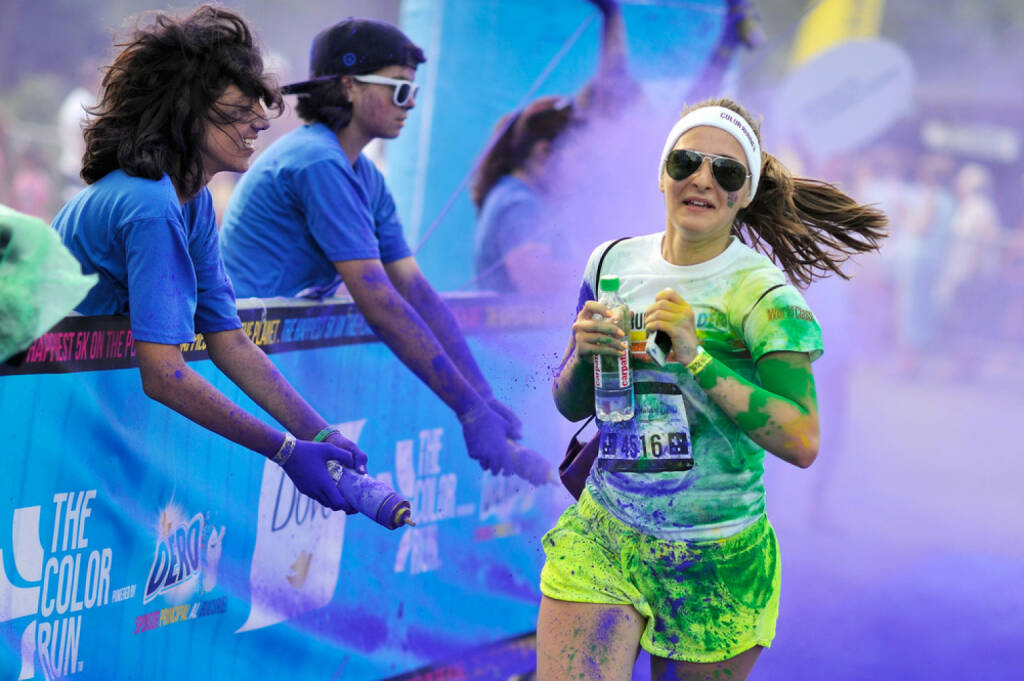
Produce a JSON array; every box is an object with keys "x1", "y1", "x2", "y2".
[
  {"x1": 56, "y1": 60, "x2": 100, "y2": 203},
  {"x1": 892, "y1": 153, "x2": 955, "y2": 375},
  {"x1": 10, "y1": 145, "x2": 55, "y2": 221},
  {"x1": 935, "y1": 163, "x2": 1002, "y2": 349},
  {"x1": 851, "y1": 147, "x2": 916, "y2": 352},
  {"x1": 471, "y1": 0, "x2": 637, "y2": 295}
]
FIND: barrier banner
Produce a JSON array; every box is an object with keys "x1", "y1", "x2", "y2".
[{"x1": 1, "y1": 295, "x2": 573, "y2": 680}]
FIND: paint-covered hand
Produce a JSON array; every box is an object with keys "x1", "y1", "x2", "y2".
[
  {"x1": 323, "y1": 430, "x2": 369, "y2": 474},
  {"x1": 458, "y1": 403, "x2": 514, "y2": 476},
  {"x1": 572, "y1": 300, "x2": 628, "y2": 364},
  {"x1": 644, "y1": 288, "x2": 700, "y2": 364},
  {"x1": 487, "y1": 397, "x2": 524, "y2": 440},
  {"x1": 282, "y1": 440, "x2": 356, "y2": 513}
]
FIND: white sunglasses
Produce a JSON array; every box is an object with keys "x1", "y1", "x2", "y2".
[{"x1": 351, "y1": 74, "x2": 419, "y2": 107}]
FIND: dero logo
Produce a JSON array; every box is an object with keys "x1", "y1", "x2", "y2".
[
  {"x1": 0, "y1": 490, "x2": 124, "y2": 680},
  {"x1": 134, "y1": 504, "x2": 227, "y2": 636}
]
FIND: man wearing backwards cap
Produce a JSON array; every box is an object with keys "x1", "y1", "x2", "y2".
[{"x1": 221, "y1": 18, "x2": 535, "y2": 482}]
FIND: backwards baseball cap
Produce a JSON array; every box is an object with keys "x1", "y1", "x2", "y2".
[{"x1": 281, "y1": 18, "x2": 425, "y2": 95}]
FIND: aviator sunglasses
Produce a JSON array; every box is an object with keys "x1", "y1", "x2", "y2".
[
  {"x1": 665, "y1": 149, "x2": 749, "y2": 193},
  {"x1": 351, "y1": 74, "x2": 419, "y2": 107}
]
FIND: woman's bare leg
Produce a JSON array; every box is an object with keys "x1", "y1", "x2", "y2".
[{"x1": 536, "y1": 595, "x2": 646, "y2": 681}]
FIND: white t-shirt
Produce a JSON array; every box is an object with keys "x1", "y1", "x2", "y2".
[{"x1": 578, "y1": 233, "x2": 823, "y2": 540}]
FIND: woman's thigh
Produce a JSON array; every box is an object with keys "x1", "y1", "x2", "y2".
[
  {"x1": 536, "y1": 596, "x2": 646, "y2": 681},
  {"x1": 650, "y1": 645, "x2": 763, "y2": 681}
]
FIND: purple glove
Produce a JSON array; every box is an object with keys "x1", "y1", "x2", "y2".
[
  {"x1": 281, "y1": 440, "x2": 356, "y2": 513},
  {"x1": 323, "y1": 431, "x2": 369, "y2": 474},
  {"x1": 458, "y1": 404, "x2": 514, "y2": 476},
  {"x1": 486, "y1": 397, "x2": 523, "y2": 440}
]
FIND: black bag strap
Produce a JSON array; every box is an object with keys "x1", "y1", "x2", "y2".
[
  {"x1": 593, "y1": 236, "x2": 631, "y2": 293},
  {"x1": 571, "y1": 414, "x2": 595, "y2": 440}
]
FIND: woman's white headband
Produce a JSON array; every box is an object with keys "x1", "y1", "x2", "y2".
[{"x1": 658, "y1": 106, "x2": 761, "y2": 200}]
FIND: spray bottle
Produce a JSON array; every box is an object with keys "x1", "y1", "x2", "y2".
[{"x1": 326, "y1": 460, "x2": 415, "y2": 530}]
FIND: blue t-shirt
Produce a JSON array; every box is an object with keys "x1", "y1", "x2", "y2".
[
  {"x1": 220, "y1": 123, "x2": 411, "y2": 297},
  {"x1": 52, "y1": 170, "x2": 241, "y2": 344},
  {"x1": 473, "y1": 175, "x2": 549, "y2": 293}
]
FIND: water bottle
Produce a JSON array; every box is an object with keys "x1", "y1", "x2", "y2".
[
  {"x1": 593, "y1": 275, "x2": 634, "y2": 422},
  {"x1": 326, "y1": 460, "x2": 415, "y2": 530}
]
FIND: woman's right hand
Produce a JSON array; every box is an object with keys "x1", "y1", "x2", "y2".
[{"x1": 571, "y1": 300, "x2": 628, "y2": 364}]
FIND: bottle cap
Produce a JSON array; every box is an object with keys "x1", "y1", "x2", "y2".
[{"x1": 598, "y1": 275, "x2": 620, "y2": 292}]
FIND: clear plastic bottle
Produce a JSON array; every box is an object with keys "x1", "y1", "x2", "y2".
[{"x1": 593, "y1": 275, "x2": 634, "y2": 422}]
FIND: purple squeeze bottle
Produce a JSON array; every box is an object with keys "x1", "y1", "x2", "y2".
[{"x1": 326, "y1": 460, "x2": 415, "y2": 530}]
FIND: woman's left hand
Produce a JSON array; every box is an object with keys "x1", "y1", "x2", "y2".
[{"x1": 644, "y1": 288, "x2": 700, "y2": 365}]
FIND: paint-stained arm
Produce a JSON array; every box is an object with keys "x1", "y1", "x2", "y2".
[
  {"x1": 645, "y1": 288, "x2": 819, "y2": 468},
  {"x1": 384, "y1": 257, "x2": 493, "y2": 400},
  {"x1": 337, "y1": 257, "x2": 488, "y2": 415},
  {"x1": 335, "y1": 258, "x2": 514, "y2": 474},
  {"x1": 134, "y1": 338, "x2": 355, "y2": 509},
  {"x1": 552, "y1": 299, "x2": 628, "y2": 422},
  {"x1": 692, "y1": 351, "x2": 819, "y2": 468},
  {"x1": 205, "y1": 328, "x2": 365, "y2": 460},
  {"x1": 384, "y1": 256, "x2": 523, "y2": 439}
]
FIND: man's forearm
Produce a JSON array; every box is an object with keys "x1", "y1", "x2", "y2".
[
  {"x1": 205, "y1": 329, "x2": 328, "y2": 440},
  {"x1": 349, "y1": 268, "x2": 484, "y2": 415},
  {"x1": 401, "y1": 275, "x2": 492, "y2": 397},
  {"x1": 136, "y1": 341, "x2": 282, "y2": 456}
]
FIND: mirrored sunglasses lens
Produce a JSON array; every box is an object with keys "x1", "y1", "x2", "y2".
[
  {"x1": 712, "y1": 159, "x2": 747, "y2": 192},
  {"x1": 666, "y1": 150, "x2": 701, "y2": 181}
]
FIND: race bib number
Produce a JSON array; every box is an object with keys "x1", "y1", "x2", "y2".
[{"x1": 597, "y1": 380, "x2": 694, "y2": 473}]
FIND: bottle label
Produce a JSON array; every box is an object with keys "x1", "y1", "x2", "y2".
[{"x1": 617, "y1": 352, "x2": 630, "y2": 388}]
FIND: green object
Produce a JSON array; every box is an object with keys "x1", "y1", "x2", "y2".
[
  {"x1": 598, "y1": 275, "x2": 620, "y2": 292},
  {"x1": 312, "y1": 427, "x2": 340, "y2": 443},
  {"x1": 0, "y1": 204, "x2": 97, "y2": 361}
]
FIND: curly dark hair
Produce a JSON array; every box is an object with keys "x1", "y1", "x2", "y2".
[
  {"x1": 679, "y1": 97, "x2": 889, "y2": 287},
  {"x1": 81, "y1": 5, "x2": 282, "y2": 198}
]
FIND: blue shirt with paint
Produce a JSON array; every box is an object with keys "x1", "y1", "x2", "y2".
[
  {"x1": 473, "y1": 175, "x2": 548, "y2": 293},
  {"x1": 52, "y1": 170, "x2": 241, "y2": 344},
  {"x1": 220, "y1": 123, "x2": 411, "y2": 298}
]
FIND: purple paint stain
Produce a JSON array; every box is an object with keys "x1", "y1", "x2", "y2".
[
  {"x1": 594, "y1": 609, "x2": 623, "y2": 647},
  {"x1": 173, "y1": 369, "x2": 183, "y2": 379},
  {"x1": 403, "y1": 624, "x2": 471, "y2": 660},
  {"x1": 318, "y1": 606, "x2": 389, "y2": 652}
]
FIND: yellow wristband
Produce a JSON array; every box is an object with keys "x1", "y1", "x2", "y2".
[
  {"x1": 685, "y1": 346, "x2": 713, "y2": 376},
  {"x1": 272, "y1": 433, "x2": 296, "y2": 465}
]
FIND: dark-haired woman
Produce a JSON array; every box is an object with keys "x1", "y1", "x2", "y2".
[
  {"x1": 536, "y1": 98, "x2": 887, "y2": 680},
  {"x1": 52, "y1": 5, "x2": 365, "y2": 511},
  {"x1": 471, "y1": 0, "x2": 635, "y2": 294}
]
